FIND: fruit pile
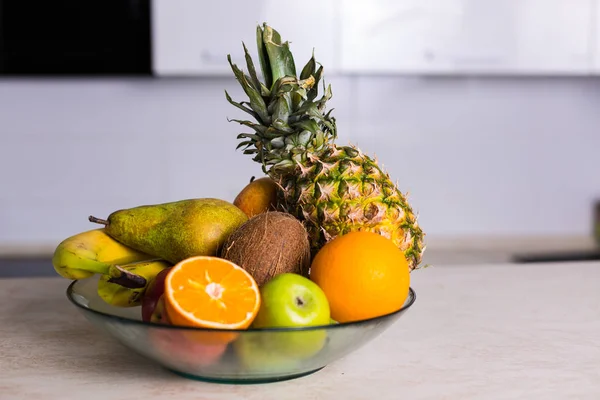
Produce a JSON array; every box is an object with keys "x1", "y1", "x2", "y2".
[{"x1": 51, "y1": 23, "x2": 425, "y2": 369}]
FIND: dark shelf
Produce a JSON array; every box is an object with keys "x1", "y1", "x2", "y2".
[
  {"x1": 0, "y1": 0, "x2": 152, "y2": 76},
  {"x1": 0, "y1": 257, "x2": 56, "y2": 278},
  {"x1": 511, "y1": 250, "x2": 600, "y2": 264}
]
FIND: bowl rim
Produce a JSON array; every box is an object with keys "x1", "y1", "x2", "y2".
[{"x1": 66, "y1": 280, "x2": 416, "y2": 333}]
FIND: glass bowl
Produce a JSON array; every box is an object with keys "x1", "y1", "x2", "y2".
[{"x1": 66, "y1": 276, "x2": 416, "y2": 384}]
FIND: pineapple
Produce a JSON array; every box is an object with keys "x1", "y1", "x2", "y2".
[{"x1": 225, "y1": 24, "x2": 425, "y2": 271}]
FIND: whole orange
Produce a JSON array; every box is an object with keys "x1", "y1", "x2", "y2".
[{"x1": 309, "y1": 231, "x2": 410, "y2": 323}]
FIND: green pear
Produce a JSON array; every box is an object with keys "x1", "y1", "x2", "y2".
[{"x1": 89, "y1": 198, "x2": 248, "y2": 264}]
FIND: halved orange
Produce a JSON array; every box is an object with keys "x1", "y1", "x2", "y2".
[{"x1": 163, "y1": 256, "x2": 261, "y2": 343}]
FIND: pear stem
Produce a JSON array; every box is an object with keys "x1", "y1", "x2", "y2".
[{"x1": 88, "y1": 216, "x2": 108, "y2": 226}]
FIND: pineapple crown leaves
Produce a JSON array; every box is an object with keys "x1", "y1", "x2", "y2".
[{"x1": 225, "y1": 23, "x2": 338, "y2": 175}]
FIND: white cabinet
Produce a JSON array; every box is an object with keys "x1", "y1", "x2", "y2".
[
  {"x1": 512, "y1": 0, "x2": 593, "y2": 74},
  {"x1": 593, "y1": 0, "x2": 600, "y2": 71},
  {"x1": 152, "y1": 0, "x2": 599, "y2": 76},
  {"x1": 151, "y1": 0, "x2": 337, "y2": 76},
  {"x1": 340, "y1": 0, "x2": 595, "y2": 75}
]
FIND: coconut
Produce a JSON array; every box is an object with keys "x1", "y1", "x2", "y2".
[{"x1": 219, "y1": 211, "x2": 311, "y2": 286}]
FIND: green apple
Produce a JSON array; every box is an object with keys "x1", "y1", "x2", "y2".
[
  {"x1": 233, "y1": 332, "x2": 301, "y2": 374},
  {"x1": 251, "y1": 273, "x2": 331, "y2": 359},
  {"x1": 253, "y1": 273, "x2": 331, "y2": 328}
]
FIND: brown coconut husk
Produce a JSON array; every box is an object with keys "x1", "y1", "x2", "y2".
[{"x1": 219, "y1": 211, "x2": 311, "y2": 287}]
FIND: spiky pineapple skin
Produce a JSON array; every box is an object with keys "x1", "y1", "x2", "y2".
[
  {"x1": 226, "y1": 23, "x2": 426, "y2": 271},
  {"x1": 274, "y1": 144, "x2": 424, "y2": 271}
]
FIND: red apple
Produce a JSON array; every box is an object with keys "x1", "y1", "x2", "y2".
[
  {"x1": 146, "y1": 296, "x2": 227, "y2": 367},
  {"x1": 141, "y1": 267, "x2": 171, "y2": 322},
  {"x1": 150, "y1": 295, "x2": 169, "y2": 324},
  {"x1": 149, "y1": 327, "x2": 228, "y2": 368}
]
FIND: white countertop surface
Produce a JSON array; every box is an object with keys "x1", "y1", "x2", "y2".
[{"x1": 1, "y1": 261, "x2": 599, "y2": 399}]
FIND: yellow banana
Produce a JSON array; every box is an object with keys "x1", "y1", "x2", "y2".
[
  {"x1": 97, "y1": 259, "x2": 172, "y2": 307},
  {"x1": 52, "y1": 229, "x2": 153, "y2": 280}
]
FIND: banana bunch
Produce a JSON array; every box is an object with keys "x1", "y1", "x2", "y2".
[
  {"x1": 52, "y1": 229, "x2": 171, "y2": 307},
  {"x1": 97, "y1": 259, "x2": 171, "y2": 307},
  {"x1": 52, "y1": 229, "x2": 152, "y2": 280}
]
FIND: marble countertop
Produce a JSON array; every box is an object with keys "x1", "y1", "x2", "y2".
[{"x1": 1, "y1": 261, "x2": 599, "y2": 399}]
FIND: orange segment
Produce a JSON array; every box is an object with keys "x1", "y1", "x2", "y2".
[{"x1": 164, "y1": 256, "x2": 261, "y2": 332}]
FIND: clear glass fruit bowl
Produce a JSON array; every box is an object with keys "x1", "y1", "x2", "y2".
[{"x1": 67, "y1": 276, "x2": 416, "y2": 384}]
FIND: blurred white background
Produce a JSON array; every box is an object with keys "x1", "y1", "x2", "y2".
[{"x1": 1, "y1": 0, "x2": 599, "y2": 261}]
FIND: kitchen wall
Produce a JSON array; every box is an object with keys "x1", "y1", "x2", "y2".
[{"x1": 1, "y1": 75, "x2": 599, "y2": 252}]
